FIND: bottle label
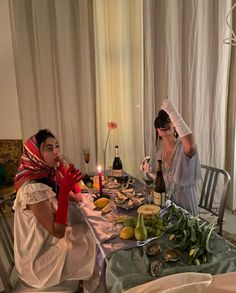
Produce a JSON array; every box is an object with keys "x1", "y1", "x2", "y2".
[
  {"x1": 153, "y1": 191, "x2": 162, "y2": 206},
  {"x1": 113, "y1": 169, "x2": 123, "y2": 177}
]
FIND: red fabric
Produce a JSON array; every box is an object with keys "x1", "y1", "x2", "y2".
[
  {"x1": 55, "y1": 176, "x2": 70, "y2": 225},
  {"x1": 14, "y1": 135, "x2": 63, "y2": 191},
  {"x1": 73, "y1": 183, "x2": 81, "y2": 193},
  {"x1": 55, "y1": 167, "x2": 83, "y2": 225},
  {"x1": 57, "y1": 162, "x2": 81, "y2": 193}
]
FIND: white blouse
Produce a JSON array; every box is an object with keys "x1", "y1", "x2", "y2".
[{"x1": 13, "y1": 180, "x2": 96, "y2": 289}]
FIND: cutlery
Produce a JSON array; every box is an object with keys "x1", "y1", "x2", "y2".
[
  {"x1": 137, "y1": 232, "x2": 165, "y2": 246},
  {"x1": 137, "y1": 237, "x2": 158, "y2": 246}
]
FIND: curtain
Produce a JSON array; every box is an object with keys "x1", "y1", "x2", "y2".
[
  {"x1": 9, "y1": 0, "x2": 236, "y2": 209},
  {"x1": 143, "y1": 0, "x2": 232, "y2": 167},
  {"x1": 226, "y1": 2, "x2": 236, "y2": 210},
  {"x1": 9, "y1": 0, "x2": 97, "y2": 171},
  {"x1": 93, "y1": 0, "x2": 144, "y2": 176}
]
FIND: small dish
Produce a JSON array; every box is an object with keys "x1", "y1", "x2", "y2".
[{"x1": 114, "y1": 198, "x2": 146, "y2": 210}]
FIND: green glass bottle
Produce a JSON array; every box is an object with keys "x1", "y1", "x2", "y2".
[
  {"x1": 134, "y1": 213, "x2": 147, "y2": 241},
  {"x1": 153, "y1": 160, "x2": 166, "y2": 208}
]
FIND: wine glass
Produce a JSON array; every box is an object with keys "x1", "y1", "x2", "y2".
[
  {"x1": 83, "y1": 148, "x2": 90, "y2": 173},
  {"x1": 61, "y1": 153, "x2": 74, "y2": 170},
  {"x1": 106, "y1": 200, "x2": 118, "y2": 235},
  {"x1": 143, "y1": 172, "x2": 155, "y2": 204}
]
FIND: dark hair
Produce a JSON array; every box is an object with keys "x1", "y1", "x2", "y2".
[
  {"x1": 154, "y1": 110, "x2": 178, "y2": 145},
  {"x1": 154, "y1": 110, "x2": 171, "y2": 129},
  {"x1": 35, "y1": 129, "x2": 55, "y2": 147}
]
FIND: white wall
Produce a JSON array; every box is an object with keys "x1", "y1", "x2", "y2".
[{"x1": 0, "y1": 0, "x2": 22, "y2": 139}]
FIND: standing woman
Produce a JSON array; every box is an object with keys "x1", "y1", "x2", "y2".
[
  {"x1": 13, "y1": 129, "x2": 97, "y2": 291},
  {"x1": 154, "y1": 99, "x2": 201, "y2": 215}
]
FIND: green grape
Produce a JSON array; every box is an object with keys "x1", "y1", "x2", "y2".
[{"x1": 155, "y1": 229, "x2": 162, "y2": 237}]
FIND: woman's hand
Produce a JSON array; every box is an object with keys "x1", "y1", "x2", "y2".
[
  {"x1": 60, "y1": 166, "x2": 84, "y2": 193},
  {"x1": 55, "y1": 167, "x2": 84, "y2": 228},
  {"x1": 69, "y1": 191, "x2": 83, "y2": 202},
  {"x1": 161, "y1": 99, "x2": 177, "y2": 115}
]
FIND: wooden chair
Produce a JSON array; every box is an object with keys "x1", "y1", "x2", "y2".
[
  {"x1": 198, "y1": 164, "x2": 231, "y2": 235},
  {"x1": 0, "y1": 198, "x2": 81, "y2": 293}
]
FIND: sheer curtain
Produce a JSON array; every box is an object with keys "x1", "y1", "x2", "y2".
[
  {"x1": 9, "y1": 0, "x2": 236, "y2": 209},
  {"x1": 143, "y1": 0, "x2": 232, "y2": 167},
  {"x1": 226, "y1": 1, "x2": 236, "y2": 210},
  {"x1": 9, "y1": 0, "x2": 144, "y2": 176},
  {"x1": 93, "y1": 0, "x2": 144, "y2": 176},
  {"x1": 9, "y1": 0, "x2": 97, "y2": 171}
]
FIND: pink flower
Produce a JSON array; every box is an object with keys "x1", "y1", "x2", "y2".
[{"x1": 107, "y1": 121, "x2": 118, "y2": 129}]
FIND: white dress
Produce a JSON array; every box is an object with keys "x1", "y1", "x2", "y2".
[{"x1": 13, "y1": 180, "x2": 96, "y2": 289}]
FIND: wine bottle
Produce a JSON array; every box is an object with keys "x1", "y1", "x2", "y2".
[
  {"x1": 153, "y1": 160, "x2": 166, "y2": 208},
  {"x1": 112, "y1": 145, "x2": 123, "y2": 177}
]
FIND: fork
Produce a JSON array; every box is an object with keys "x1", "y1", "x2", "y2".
[
  {"x1": 137, "y1": 232, "x2": 165, "y2": 246},
  {"x1": 137, "y1": 237, "x2": 158, "y2": 246}
]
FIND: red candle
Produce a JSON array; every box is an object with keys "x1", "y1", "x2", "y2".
[{"x1": 98, "y1": 166, "x2": 103, "y2": 195}]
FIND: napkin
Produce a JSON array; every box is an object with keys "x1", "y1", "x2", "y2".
[
  {"x1": 204, "y1": 272, "x2": 236, "y2": 293},
  {"x1": 68, "y1": 201, "x2": 85, "y2": 225},
  {"x1": 124, "y1": 272, "x2": 212, "y2": 293}
]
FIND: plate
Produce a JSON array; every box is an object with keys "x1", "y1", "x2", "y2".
[
  {"x1": 114, "y1": 197, "x2": 146, "y2": 210},
  {"x1": 103, "y1": 181, "x2": 130, "y2": 190},
  {"x1": 114, "y1": 189, "x2": 146, "y2": 210},
  {"x1": 115, "y1": 201, "x2": 145, "y2": 210}
]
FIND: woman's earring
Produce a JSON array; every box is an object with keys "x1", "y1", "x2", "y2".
[{"x1": 174, "y1": 128, "x2": 178, "y2": 138}]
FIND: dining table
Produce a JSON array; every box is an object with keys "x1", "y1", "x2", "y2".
[{"x1": 75, "y1": 172, "x2": 236, "y2": 293}]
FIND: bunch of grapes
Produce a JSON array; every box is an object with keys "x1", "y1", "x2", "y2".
[{"x1": 144, "y1": 214, "x2": 166, "y2": 237}]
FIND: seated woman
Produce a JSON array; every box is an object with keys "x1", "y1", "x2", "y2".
[
  {"x1": 13, "y1": 129, "x2": 98, "y2": 291},
  {"x1": 141, "y1": 99, "x2": 201, "y2": 215}
]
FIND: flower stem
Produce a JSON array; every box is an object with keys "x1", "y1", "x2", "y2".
[{"x1": 104, "y1": 129, "x2": 111, "y2": 172}]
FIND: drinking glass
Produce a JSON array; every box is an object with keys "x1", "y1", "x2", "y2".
[
  {"x1": 143, "y1": 171, "x2": 154, "y2": 186},
  {"x1": 83, "y1": 148, "x2": 90, "y2": 173},
  {"x1": 61, "y1": 153, "x2": 74, "y2": 170},
  {"x1": 106, "y1": 200, "x2": 118, "y2": 235},
  {"x1": 143, "y1": 171, "x2": 154, "y2": 204}
]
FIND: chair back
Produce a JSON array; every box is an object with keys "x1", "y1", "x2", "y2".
[
  {"x1": 199, "y1": 164, "x2": 231, "y2": 235},
  {"x1": 0, "y1": 198, "x2": 14, "y2": 292}
]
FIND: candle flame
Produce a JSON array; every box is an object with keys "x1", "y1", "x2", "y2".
[{"x1": 98, "y1": 165, "x2": 102, "y2": 172}]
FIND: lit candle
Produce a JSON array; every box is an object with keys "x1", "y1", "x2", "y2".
[{"x1": 98, "y1": 165, "x2": 103, "y2": 196}]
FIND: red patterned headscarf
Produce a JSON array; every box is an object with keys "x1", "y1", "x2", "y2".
[{"x1": 15, "y1": 134, "x2": 61, "y2": 191}]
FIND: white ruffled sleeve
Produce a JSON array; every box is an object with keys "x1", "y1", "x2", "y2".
[{"x1": 13, "y1": 181, "x2": 56, "y2": 211}]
